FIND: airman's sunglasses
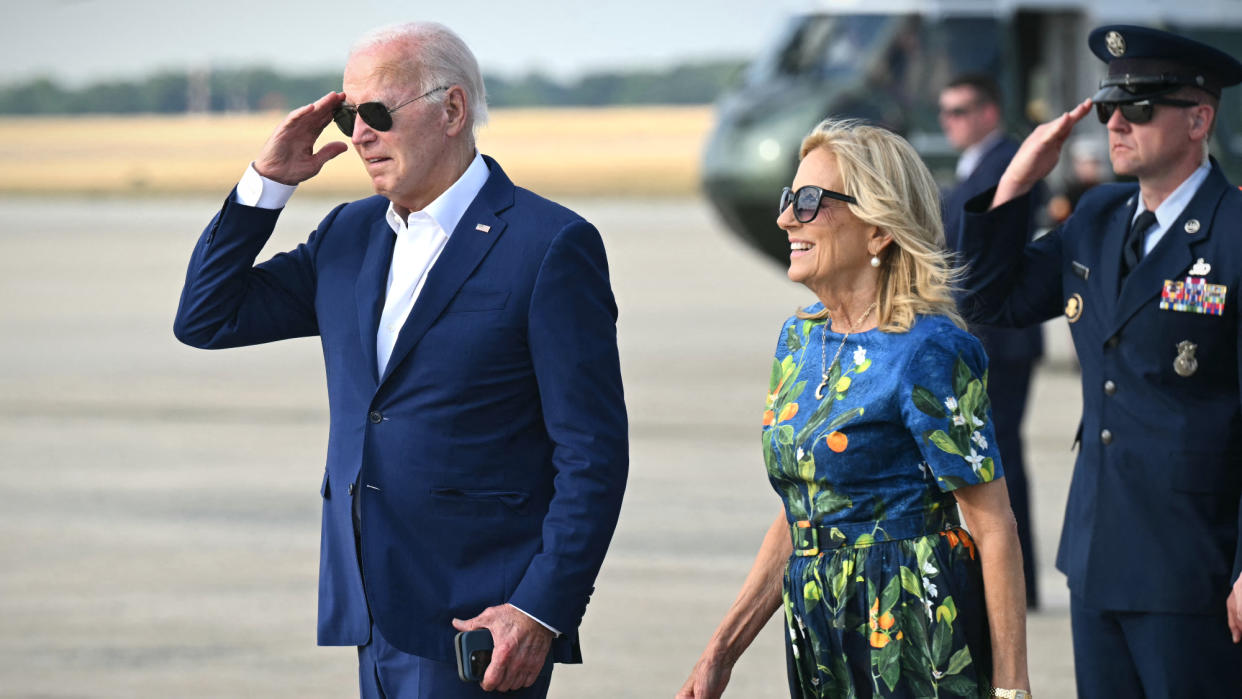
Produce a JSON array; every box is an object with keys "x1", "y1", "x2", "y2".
[
  {"x1": 332, "y1": 86, "x2": 448, "y2": 136},
  {"x1": 779, "y1": 185, "x2": 858, "y2": 223},
  {"x1": 1095, "y1": 97, "x2": 1198, "y2": 125}
]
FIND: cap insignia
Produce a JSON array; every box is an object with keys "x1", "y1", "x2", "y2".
[{"x1": 1106, "y1": 31, "x2": 1126, "y2": 57}]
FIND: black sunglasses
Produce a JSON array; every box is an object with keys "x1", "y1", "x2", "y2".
[
  {"x1": 779, "y1": 185, "x2": 858, "y2": 223},
  {"x1": 1095, "y1": 97, "x2": 1199, "y2": 125},
  {"x1": 938, "y1": 102, "x2": 980, "y2": 119},
  {"x1": 332, "y1": 86, "x2": 448, "y2": 136}
]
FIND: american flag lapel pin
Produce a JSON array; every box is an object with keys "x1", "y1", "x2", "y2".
[{"x1": 475, "y1": 223, "x2": 491, "y2": 233}]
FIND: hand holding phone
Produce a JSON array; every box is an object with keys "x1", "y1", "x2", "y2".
[{"x1": 454, "y1": 628, "x2": 555, "y2": 684}]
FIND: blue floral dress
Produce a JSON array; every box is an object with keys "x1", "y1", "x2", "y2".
[{"x1": 763, "y1": 308, "x2": 1002, "y2": 698}]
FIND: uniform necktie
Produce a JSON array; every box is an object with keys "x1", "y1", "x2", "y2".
[{"x1": 1122, "y1": 209, "x2": 1156, "y2": 279}]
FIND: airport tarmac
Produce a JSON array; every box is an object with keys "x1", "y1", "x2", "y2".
[{"x1": 0, "y1": 194, "x2": 1078, "y2": 697}]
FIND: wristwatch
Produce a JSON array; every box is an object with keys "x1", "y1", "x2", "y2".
[{"x1": 991, "y1": 689, "x2": 1031, "y2": 699}]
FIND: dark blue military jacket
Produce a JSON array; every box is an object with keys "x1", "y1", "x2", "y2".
[{"x1": 957, "y1": 162, "x2": 1242, "y2": 613}]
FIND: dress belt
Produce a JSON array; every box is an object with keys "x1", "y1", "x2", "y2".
[{"x1": 789, "y1": 508, "x2": 962, "y2": 556}]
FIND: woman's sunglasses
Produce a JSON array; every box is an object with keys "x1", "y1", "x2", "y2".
[
  {"x1": 1095, "y1": 96, "x2": 1198, "y2": 125},
  {"x1": 332, "y1": 86, "x2": 448, "y2": 136},
  {"x1": 779, "y1": 185, "x2": 858, "y2": 223}
]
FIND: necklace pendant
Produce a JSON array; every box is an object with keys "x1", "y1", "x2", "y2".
[{"x1": 814, "y1": 375, "x2": 830, "y2": 400}]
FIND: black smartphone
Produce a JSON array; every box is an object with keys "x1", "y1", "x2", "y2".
[{"x1": 455, "y1": 629, "x2": 494, "y2": 683}]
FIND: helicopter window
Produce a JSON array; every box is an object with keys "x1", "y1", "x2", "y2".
[{"x1": 768, "y1": 15, "x2": 888, "y2": 79}]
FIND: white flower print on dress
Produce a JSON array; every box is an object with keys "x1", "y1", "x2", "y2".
[
  {"x1": 964, "y1": 449, "x2": 985, "y2": 472},
  {"x1": 971, "y1": 431, "x2": 988, "y2": 450}
]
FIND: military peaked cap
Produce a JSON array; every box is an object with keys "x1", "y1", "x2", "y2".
[{"x1": 1089, "y1": 24, "x2": 1242, "y2": 102}]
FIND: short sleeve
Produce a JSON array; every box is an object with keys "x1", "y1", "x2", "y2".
[{"x1": 900, "y1": 326, "x2": 1004, "y2": 492}]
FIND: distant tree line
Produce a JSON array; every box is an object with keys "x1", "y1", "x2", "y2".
[{"x1": 0, "y1": 60, "x2": 746, "y2": 115}]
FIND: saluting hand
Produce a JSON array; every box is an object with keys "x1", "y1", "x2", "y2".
[
  {"x1": 452, "y1": 604, "x2": 553, "y2": 692},
  {"x1": 253, "y1": 91, "x2": 350, "y2": 185},
  {"x1": 992, "y1": 98, "x2": 1094, "y2": 209}
]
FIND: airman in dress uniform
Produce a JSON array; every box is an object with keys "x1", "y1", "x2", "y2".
[{"x1": 953, "y1": 24, "x2": 1242, "y2": 698}]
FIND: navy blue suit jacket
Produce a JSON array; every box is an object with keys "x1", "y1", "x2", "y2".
[
  {"x1": 174, "y1": 156, "x2": 628, "y2": 663},
  {"x1": 943, "y1": 136, "x2": 1043, "y2": 364},
  {"x1": 957, "y1": 163, "x2": 1242, "y2": 613}
]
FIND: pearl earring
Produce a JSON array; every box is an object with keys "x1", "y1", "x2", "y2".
[{"x1": 870, "y1": 255, "x2": 881, "y2": 268}]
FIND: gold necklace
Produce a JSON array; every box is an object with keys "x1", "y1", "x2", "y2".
[{"x1": 814, "y1": 301, "x2": 877, "y2": 400}]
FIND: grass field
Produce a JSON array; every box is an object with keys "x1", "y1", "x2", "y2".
[{"x1": 0, "y1": 106, "x2": 714, "y2": 197}]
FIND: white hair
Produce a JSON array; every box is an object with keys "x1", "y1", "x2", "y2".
[{"x1": 350, "y1": 22, "x2": 489, "y2": 133}]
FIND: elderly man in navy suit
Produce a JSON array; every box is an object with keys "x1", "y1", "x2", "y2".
[
  {"x1": 939, "y1": 73, "x2": 1044, "y2": 610},
  {"x1": 956, "y1": 25, "x2": 1242, "y2": 698},
  {"x1": 174, "y1": 22, "x2": 627, "y2": 698}
]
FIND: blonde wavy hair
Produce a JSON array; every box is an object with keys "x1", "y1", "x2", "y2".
[{"x1": 796, "y1": 118, "x2": 964, "y2": 332}]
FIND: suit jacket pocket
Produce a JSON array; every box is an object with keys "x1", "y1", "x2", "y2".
[{"x1": 430, "y1": 487, "x2": 530, "y2": 513}]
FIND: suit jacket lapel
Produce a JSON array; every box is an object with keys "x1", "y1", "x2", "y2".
[
  {"x1": 1111, "y1": 166, "x2": 1228, "y2": 334},
  {"x1": 355, "y1": 216, "x2": 396, "y2": 384},
  {"x1": 1084, "y1": 191, "x2": 1133, "y2": 339},
  {"x1": 377, "y1": 157, "x2": 516, "y2": 385}
]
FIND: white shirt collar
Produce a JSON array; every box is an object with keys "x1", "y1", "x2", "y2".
[
  {"x1": 384, "y1": 152, "x2": 490, "y2": 237},
  {"x1": 955, "y1": 130, "x2": 1005, "y2": 181}
]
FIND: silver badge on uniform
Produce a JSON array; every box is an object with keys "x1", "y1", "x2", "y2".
[
  {"x1": 1106, "y1": 31, "x2": 1127, "y2": 57},
  {"x1": 1189, "y1": 258, "x2": 1212, "y2": 276},
  {"x1": 1184, "y1": 219, "x2": 1201, "y2": 234},
  {"x1": 1174, "y1": 341, "x2": 1198, "y2": 377}
]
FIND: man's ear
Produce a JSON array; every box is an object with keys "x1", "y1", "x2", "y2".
[
  {"x1": 1189, "y1": 103, "x2": 1214, "y2": 140},
  {"x1": 443, "y1": 85, "x2": 469, "y2": 137},
  {"x1": 981, "y1": 101, "x2": 1002, "y2": 127}
]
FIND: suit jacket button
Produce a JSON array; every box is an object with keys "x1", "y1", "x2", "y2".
[
  {"x1": 347, "y1": 483, "x2": 356, "y2": 496},
  {"x1": 1103, "y1": 380, "x2": 1116, "y2": 396},
  {"x1": 1100, "y1": 429, "x2": 1113, "y2": 445},
  {"x1": 368, "y1": 410, "x2": 383, "y2": 424}
]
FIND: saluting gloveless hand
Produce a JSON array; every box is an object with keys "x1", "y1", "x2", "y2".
[
  {"x1": 992, "y1": 98, "x2": 1094, "y2": 209},
  {"x1": 253, "y1": 91, "x2": 351, "y2": 186}
]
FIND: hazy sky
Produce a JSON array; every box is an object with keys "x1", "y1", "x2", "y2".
[{"x1": 2, "y1": 0, "x2": 803, "y2": 85}]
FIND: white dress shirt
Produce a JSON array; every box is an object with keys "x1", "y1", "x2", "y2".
[
  {"x1": 233, "y1": 155, "x2": 562, "y2": 635},
  {"x1": 955, "y1": 130, "x2": 1005, "y2": 181},
  {"x1": 373, "y1": 154, "x2": 489, "y2": 374}
]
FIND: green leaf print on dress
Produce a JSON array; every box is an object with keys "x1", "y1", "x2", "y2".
[
  {"x1": 764, "y1": 319, "x2": 867, "y2": 521},
  {"x1": 913, "y1": 354, "x2": 996, "y2": 486}
]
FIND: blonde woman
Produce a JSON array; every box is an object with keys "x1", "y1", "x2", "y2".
[{"x1": 677, "y1": 120, "x2": 1031, "y2": 699}]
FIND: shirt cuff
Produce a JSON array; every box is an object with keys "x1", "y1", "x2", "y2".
[
  {"x1": 507, "y1": 603, "x2": 561, "y2": 637},
  {"x1": 234, "y1": 162, "x2": 297, "y2": 209}
]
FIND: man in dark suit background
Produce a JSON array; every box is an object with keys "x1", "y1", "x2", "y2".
[
  {"x1": 939, "y1": 74, "x2": 1043, "y2": 609},
  {"x1": 173, "y1": 22, "x2": 627, "y2": 698},
  {"x1": 956, "y1": 25, "x2": 1242, "y2": 698}
]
